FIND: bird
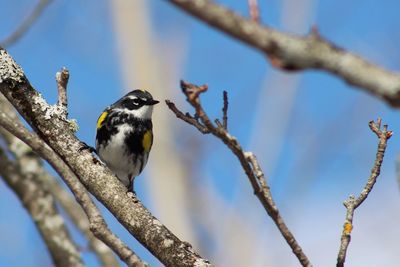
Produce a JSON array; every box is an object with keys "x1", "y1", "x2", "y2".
[{"x1": 95, "y1": 89, "x2": 159, "y2": 191}]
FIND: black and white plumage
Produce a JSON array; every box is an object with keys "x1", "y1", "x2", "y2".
[{"x1": 95, "y1": 90, "x2": 159, "y2": 190}]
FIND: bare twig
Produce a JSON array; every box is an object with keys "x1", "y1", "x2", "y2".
[
  {"x1": 166, "y1": 81, "x2": 311, "y2": 267},
  {"x1": 166, "y1": 100, "x2": 210, "y2": 134},
  {"x1": 336, "y1": 118, "x2": 392, "y2": 267},
  {"x1": 0, "y1": 109, "x2": 147, "y2": 267},
  {"x1": 248, "y1": 0, "x2": 260, "y2": 23},
  {"x1": 0, "y1": 48, "x2": 211, "y2": 267},
  {"x1": 214, "y1": 91, "x2": 228, "y2": 130},
  {"x1": 0, "y1": 147, "x2": 84, "y2": 267},
  {"x1": 167, "y1": 0, "x2": 400, "y2": 107},
  {"x1": 222, "y1": 90, "x2": 228, "y2": 130},
  {"x1": 0, "y1": 0, "x2": 54, "y2": 47},
  {"x1": 56, "y1": 67, "x2": 70, "y2": 118}
]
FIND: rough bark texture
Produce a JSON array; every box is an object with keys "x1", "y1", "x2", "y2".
[
  {"x1": 0, "y1": 94, "x2": 120, "y2": 267},
  {"x1": 168, "y1": 0, "x2": 400, "y2": 107},
  {"x1": 0, "y1": 48, "x2": 211, "y2": 267},
  {"x1": 0, "y1": 150, "x2": 83, "y2": 267},
  {"x1": 0, "y1": 107, "x2": 148, "y2": 266}
]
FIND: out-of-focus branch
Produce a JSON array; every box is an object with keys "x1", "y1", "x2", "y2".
[
  {"x1": 0, "y1": 0, "x2": 54, "y2": 47},
  {"x1": 0, "y1": 147, "x2": 84, "y2": 267},
  {"x1": 0, "y1": 130, "x2": 120, "y2": 267},
  {"x1": 247, "y1": 0, "x2": 260, "y2": 23},
  {"x1": 39, "y1": 170, "x2": 121, "y2": 267},
  {"x1": 0, "y1": 108, "x2": 147, "y2": 267},
  {"x1": 0, "y1": 48, "x2": 211, "y2": 267},
  {"x1": 109, "y1": 1, "x2": 199, "y2": 250},
  {"x1": 167, "y1": 0, "x2": 400, "y2": 107},
  {"x1": 336, "y1": 118, "x2": 392, "y2": 267},
  {"x1": 166, "y1": 80, "x2": 311, "y2": 267},
  {"x1": 0, "y1": 94, "x2": 120, "y2": 267}
]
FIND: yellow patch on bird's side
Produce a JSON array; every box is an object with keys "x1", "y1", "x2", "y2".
[
  {"x1": 96, "y1": 111, "x2": 108, "y2": 129},
  {"x1": 142, "y1": 130, "x2": 153, "y2": 152}
]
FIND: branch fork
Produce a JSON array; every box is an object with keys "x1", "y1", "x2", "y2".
[
  {"x1": 167, "y1": 80, "x2": 311, "y2": 267},
  {"x1": 336, "y1": 118, "x2": 392, "y2": 267},
  {"x1": 1, "y1": 48, "x2": 211, "y2": 267}
]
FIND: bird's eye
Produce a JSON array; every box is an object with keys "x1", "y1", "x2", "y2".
[
  {"x1": 122, "y1": 98, "x2": 142, "y2": 110},
  {"x1": 132, "y1": 98, "x2": 140, "y2": 105}
]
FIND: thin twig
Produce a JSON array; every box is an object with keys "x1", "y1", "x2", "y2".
[
  {"x1": 222, "y1": 90, "x2": 228, "y2": 130},
  {"x1": 336, "y1": 118, "x2": 392, "y2": 267},
  {"x1": 167, "y1": 80, "x2": 312, "y2": 267},
  {"x1": 214, "y1": 91, "x2": 228, "y2": 130},
  {"x1": 166, "y1": 100, "x2": 210, "y2": 134},
  {"x1": 248, "y1": 0, "x2": 260, "y2": 23},
  {"x1": 56, "y1": 67, "x2": 69, "y2": 118},
  {"x1": 0, "y1": 109, "x2": 148, "y2": 267},
  {"x1": 0, "y1": 0, "x2": 54, "y2": 47}
]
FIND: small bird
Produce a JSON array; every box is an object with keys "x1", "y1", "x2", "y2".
[{"x1": 95, "y1": 90, "x2": 159, "y2": 191}]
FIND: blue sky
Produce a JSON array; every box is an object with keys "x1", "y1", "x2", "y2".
[{"x1": 1, "y1": 1, "x2": 400, "y2": 266}]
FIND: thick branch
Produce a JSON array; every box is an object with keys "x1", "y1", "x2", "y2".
[
  {"x1": 0, "y1": 48, "x2": 211, "y2": 267},
  {"x1": 167, "y1": 81, "x2": 311, "y2": 267},
  {"x1": 336, "y1": 119, "x2": 392, "y2": 267},
  {"x1": 0, "y1": 147, "x2": 84, "y2": 267},
  {"x1": 167, "y1": 0, "x2": 400, "y2": 107},
  {"x1": 41, "y1": 171, "x2": 121, "y2": 267},
  {"x1": 0, "y1": 108, "x2": 147, "y2": 267},
  {"x1": 0, "y1": 94, "x2": 119, "y2": 267}
]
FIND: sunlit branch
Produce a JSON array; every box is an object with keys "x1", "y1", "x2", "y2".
[
  {"x1": 336, "y1": 118, "x2": 392, "y2": 267},
  {"x1": 167, "y1": 80, "x2": 312, "y2": 267}
]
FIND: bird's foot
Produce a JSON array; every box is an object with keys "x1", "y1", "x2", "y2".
[{"x1": 79, "y1": 141, "x2": 96, "y2": 154}]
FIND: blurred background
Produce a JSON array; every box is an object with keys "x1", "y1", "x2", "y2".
[{"x1": 1, "y1": 0, "x2": 400, "y2": 266}]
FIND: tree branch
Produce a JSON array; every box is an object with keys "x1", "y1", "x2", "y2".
[
  {"x1": 247, "y1": 0, "x2": 260, "y2": 23},
  {"x1": 56, "y1": 67, "x2": 69, "y2": 118},
  {"x1": 0, "y1": 48, "x2": 211, "y2": 267},
  {"x1": 166, "y1": 80, "x2": 311, "y2": 267},
  {"x1": 336, "y1": 118, "x2": 392, "y2": 267},
  {"x1": 0, "y1": 0, "x2": 54, "y2": 47},
  {"x1": 167, "y1": 0, "x2": 400, "y2": 107},
  {"x1": 0, "y1": 108, "x2": 147, "y2": 267},
  {"x1": 0, "y1": 147, "x2": 84, "y2": 267},
  {"x1": 0, "y1": 94, "x2": 120, "y2": 267}
]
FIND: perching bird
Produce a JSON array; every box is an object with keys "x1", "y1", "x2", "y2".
[{"x1": 95, "y1": 90, "x2": 159, "y2": 191}]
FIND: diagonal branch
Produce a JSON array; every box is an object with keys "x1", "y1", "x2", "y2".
[
  {"x1": 0, "y1": 94, "x2": 120, "y2": 267},
  {"x1": 167, "y1": 80, "x2": 312, "y2": 267},
  {"x1": 0, "y1": 147, "x2": 84, "y2": 267},
  {"x1": 336, "y1": 118, "x2": 392, "y2": 267},
  {"x1": 167, "y1": 0, "x2": 400, "y2": 107},
  {"x1": 0, "y1": 108, "x2": 148, "y2": 267},
  {"x1": 0, "y1": 48, "x2": 211, "y2": 267}
]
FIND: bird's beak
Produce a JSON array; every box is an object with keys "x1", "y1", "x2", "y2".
[{"x1": 147, "y1": 99, "x2": 160, "y2": 105}]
